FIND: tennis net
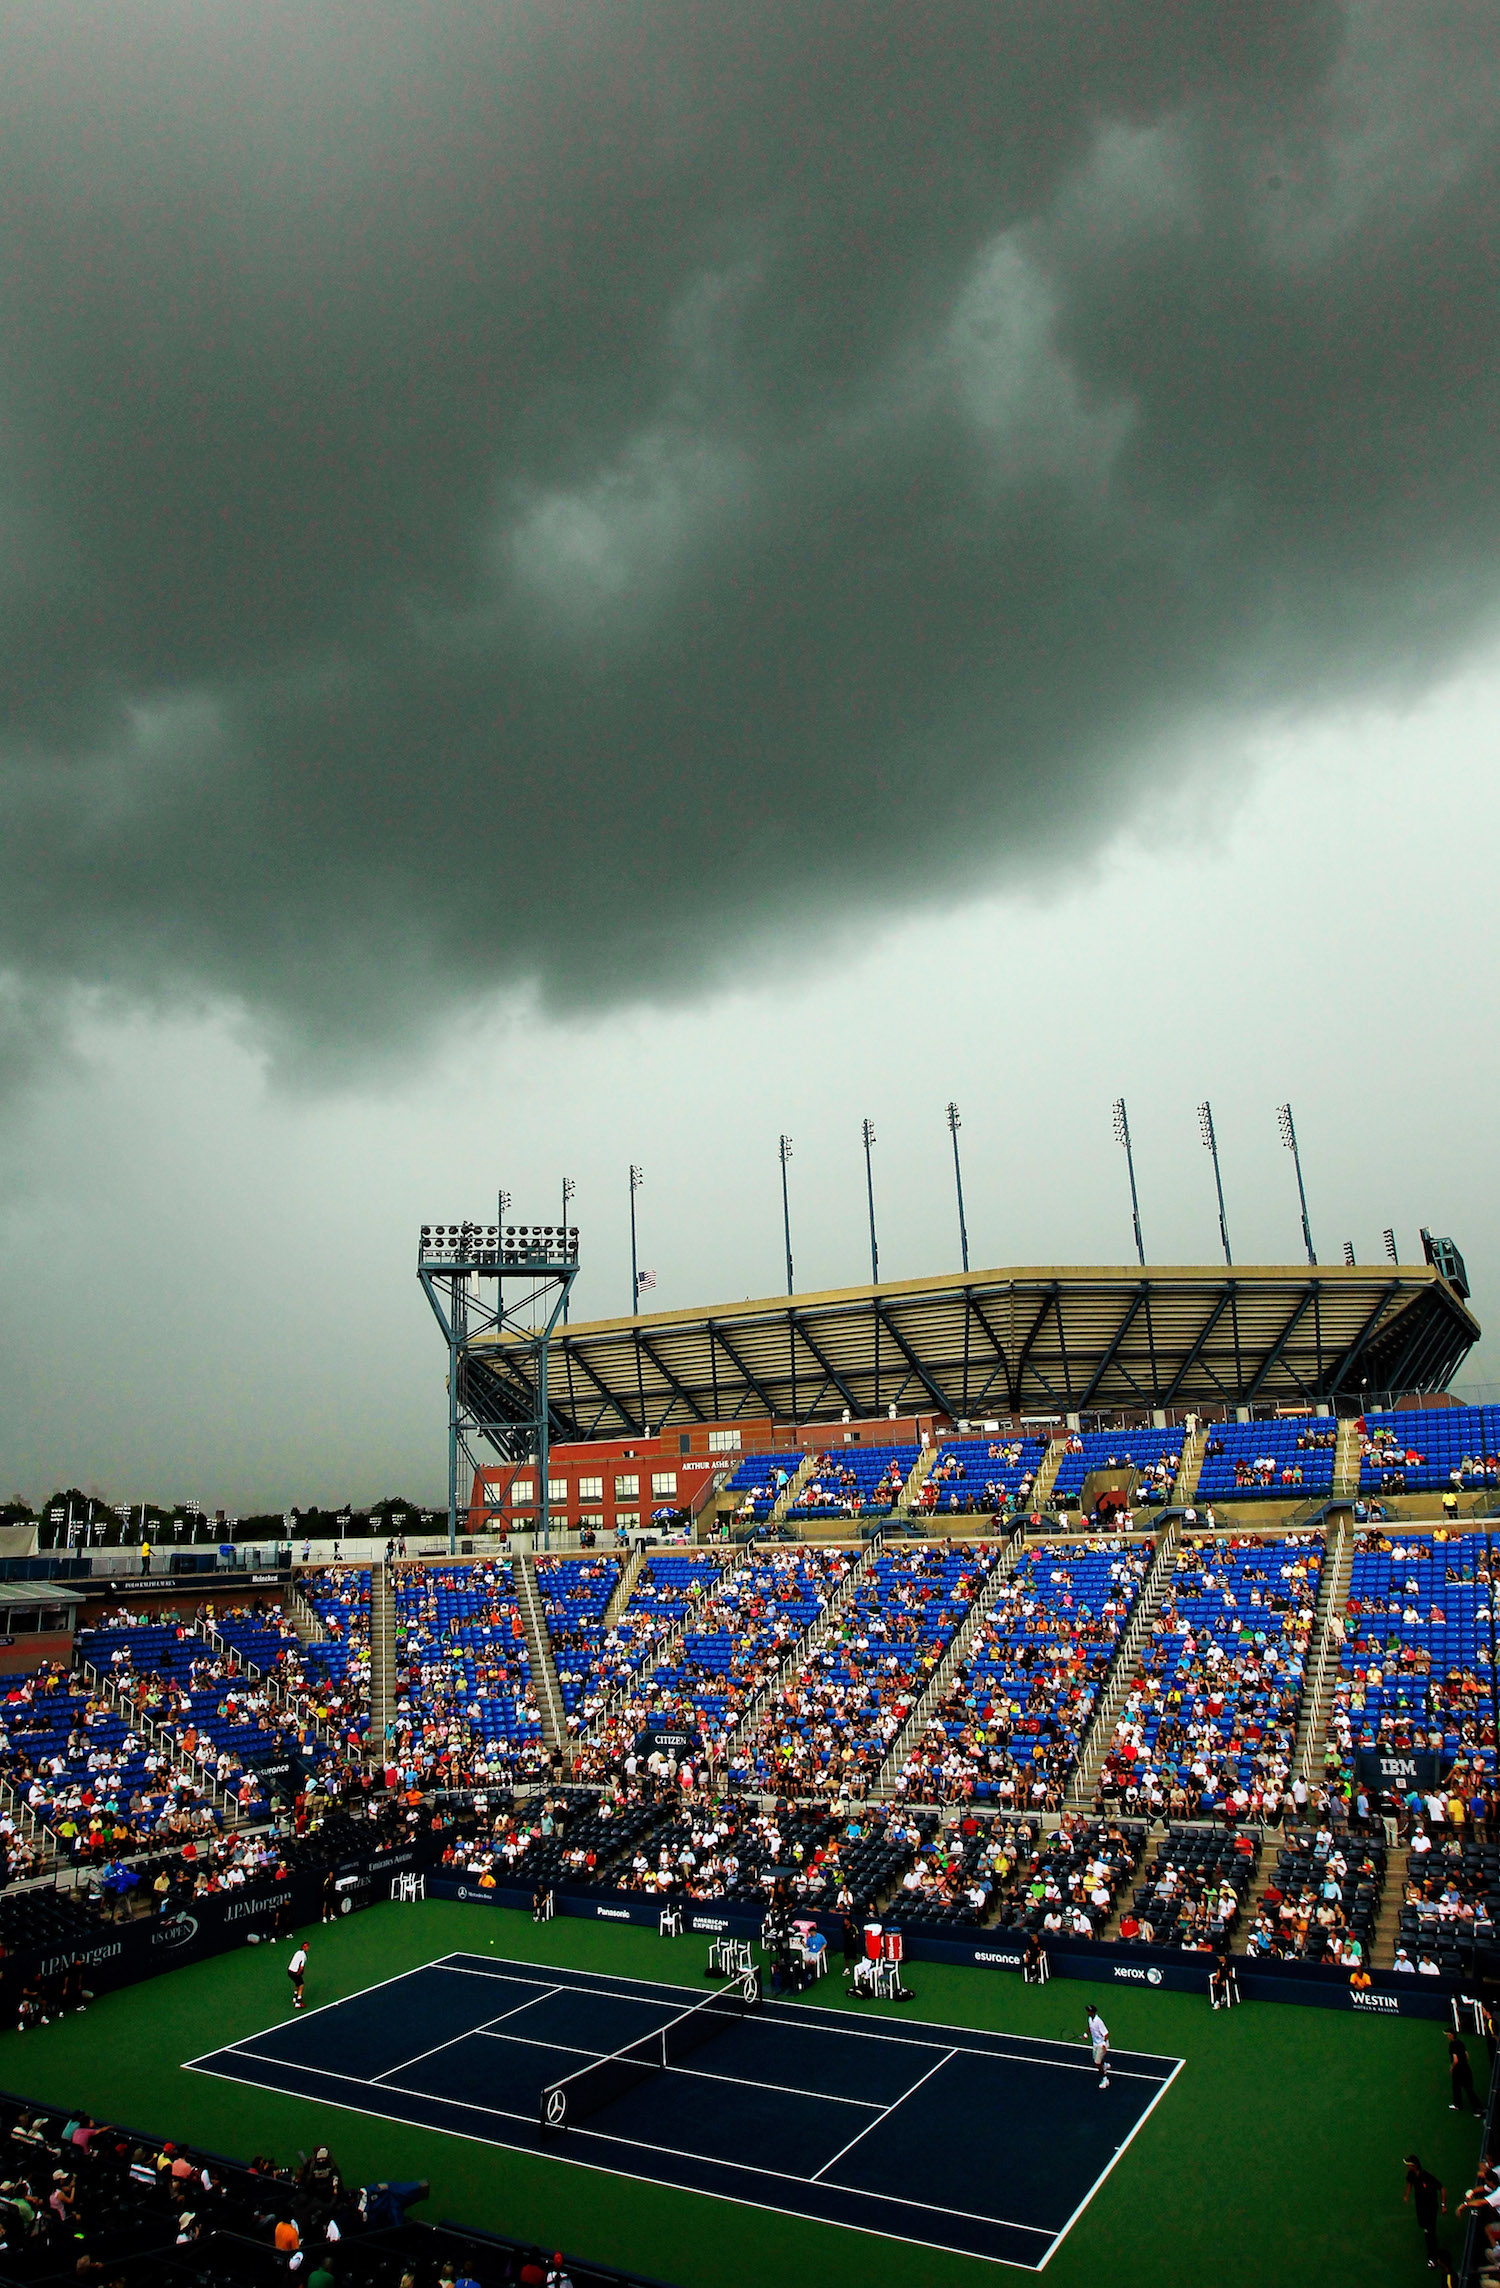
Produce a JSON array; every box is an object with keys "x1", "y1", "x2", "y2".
[{"x1": 539, "y1": 1968, "x2": 761, "y2": 2132}]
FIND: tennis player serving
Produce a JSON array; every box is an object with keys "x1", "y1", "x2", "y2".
[{"x1": 1086, "y1": 2007, "x2": 1109, "y2": 2090}]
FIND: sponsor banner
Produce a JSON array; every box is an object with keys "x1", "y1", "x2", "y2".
[
  {"x1": 1356, "y1": 1749, "x2": 1441, "y2": 1792},
  {"x1": 424, "y1": 1878, "x2": 1454, "y2": 2018},
  {"x1": 3, "y1": 1834, "x2": 448, "y2": 2007},
  {"x1": 635, "y1": 1729, "x2": 699, "y2": 1757}
]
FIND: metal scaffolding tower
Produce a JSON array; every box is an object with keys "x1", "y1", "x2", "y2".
[{"x1": 417, "y1": 1216, "x2": 580, "y2": 1552}]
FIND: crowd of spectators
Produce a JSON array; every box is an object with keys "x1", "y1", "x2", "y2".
[
  {"x1": 1333, "y1": 1530, "x2": 1497, "y2": 1776},
  {"x1": 787, "y1": 1448, "x2": 916, "y2": 1520},
  {"x1": 985, "y1": 1813, "x2": 1146, "y2": 1940},
  {"x1": 1195, "y1": 1421, "x2": 1336, "y2": 1500},
  {"x1": 1120, "y1": 1824, "x2": 1261, "y2": 1948},
  {"x1": 565, "y1": 1548, "x2": 853, "y2": 1784},
  {"x1": 0, "y1": 2087, "x2": 614, "y2": 2287},
  {"x1": 1357, "y1": 1402, "x2": 1500, "y2": 1496},
  {"x1": 896, "y1": 1540, "x2": 1150, "y2": 1807},
  {"x1": 1240, "y1": 1824, "x2": 1384, "y2": 1966},
  {"x1": 1097, "y1": 1531, "x2": 1323, "y2": 1821},
  {"x1": 1052, "y1": 1429, "x2": 1182, "y2": 1512},
  {"x1": 916, "y1": 1437, "x2": 1044, "y2": 1519},
  {"x1": 742, "y1": 1544, "x2": 996, "y2": 1798},
  {"x1": 382, "y1": 1564, "x2": 547, "y2": 1793},
  {"x1": 0, "y1": 1655, "x2": 250, "y2": 1863}
]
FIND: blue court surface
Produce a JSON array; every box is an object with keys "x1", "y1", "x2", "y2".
[{"x1": 185, "y1": 1952, "x2": 1184, "y2": 2267}]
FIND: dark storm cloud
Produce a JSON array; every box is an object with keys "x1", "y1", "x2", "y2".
[{"x1": 0, "y1": 1, "x2": 1496, "y2": 1059}]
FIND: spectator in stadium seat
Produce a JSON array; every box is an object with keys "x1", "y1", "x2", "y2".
[{"x1": 1456, "y1": 2165, "x2": 1500, "y2": 2261}]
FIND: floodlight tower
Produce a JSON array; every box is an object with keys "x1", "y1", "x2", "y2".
[
  {"x1": 861, "y1": 1119, "x2": 880, "y2": 1284},
  {"x1": 863, "y1": 1117, "x2": 881, "y2": 1411},
  {"x1": 417, "y1": 1214, "x2": 580, "y2": 1554},
  {"x1": 561, "y1": 1178, "x2": 576, "y2": 1319},
  {"x1": 779, "y1": 1135, "x2": 795, "y2": 1295},
  {"x1": 629, "y1": 1164, "x2": 643, "y2": 1316},
  {"x1": 1276, "y1": 1103, "x2": 1316, "y2": 1265},
  {"x1": 1112, "y1": 1097, "x2": 1145, "y2": 1267},
  {"x1": 1197, "y1": 1100, "x2": 1233, "y2": 1266},
  {"x1": 946, "y1": 1102, "x2": 970, "y2": 1274}
]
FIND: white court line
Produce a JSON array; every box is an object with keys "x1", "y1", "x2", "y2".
[
  {"x1": 371, "y1": 1985, "x2": 564, "y2": 2084},
  {"x1": 439, "y1": 1954, "x2": 1182, "y2": 2073},
  {"x1": 810, "y1": 2048, "x2": 957, "y2": 2183},
  {"x1": 1037, "y1": 2054, "x2": 1187, "y2": 2272},
  {"x1": 437, "y1": 1956, "x2": 1174, "y2": 2083},
  {"x1": 185, "y1": 1950, "x2": 1182, "y2": 2271},
  {"x1": 472, "y1": 2027, "x2": 880, "y2": 2110},
  {"x1": 196, "y1": 2044, "x2": 1047, "y2": 2239},
  {"x1": 182, "y1": 2054, "x2": 1046, "y2": 2269},
  {"x1": 181, "y1": 1957, "x2": 465, "y2": 2069}
]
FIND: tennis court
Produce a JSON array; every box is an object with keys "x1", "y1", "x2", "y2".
[{"x1": 186, "y1": 1951, "x2": 1183, "y2": 2267}]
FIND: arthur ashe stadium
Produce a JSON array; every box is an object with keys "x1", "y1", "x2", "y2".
[{"x1": 4, "y1": 1224, "x2": 1498, "y2": 2288}]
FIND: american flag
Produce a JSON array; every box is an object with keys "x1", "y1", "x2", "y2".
[{"x1": 636, "y1": 1268, "x2": 657, "y2": 1294}]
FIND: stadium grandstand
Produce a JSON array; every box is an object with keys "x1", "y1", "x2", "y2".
[{"x1": 0, "y1": 1246, "x2": 1494, "y2": 2288}]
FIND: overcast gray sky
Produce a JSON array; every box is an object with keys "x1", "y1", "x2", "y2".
[{"x1": 1, "y1": 2, "x2": 1497, "y2": 1508}]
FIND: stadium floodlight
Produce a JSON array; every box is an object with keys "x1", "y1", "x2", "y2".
[
  {"x1": 629, "y1": 1163, "x2": 644, "y2": 1315},
  {"x1": 861, "y1": 1119, "x2": 880, "y2": 1285},
  {"x1": 1343, "y1": 1240, "x2": 1357, "y2": 1266},
  {"x1": 1383, "y1": 1227, "x2": 1398, "y2": 1263},
  {"x1": 946, "y1": 1102, "x2": 970, "y2": 1274},
  {"x1": 779, "y1": 1135, "x2": 795, "y2": 1296},
  {"x1": 1111, "y1": 1097, "x2": 1145, "y2": 1267},
  {"x1": 561, "y1": 1177, "x2": 577, "y2": 1318},
  {"x1": 1276, "y1": 1102, "x2": 1317, "y2": 1265},
  {"x1": 1196, "y1": 1100, "x2": 1233, "y2": 1266}
]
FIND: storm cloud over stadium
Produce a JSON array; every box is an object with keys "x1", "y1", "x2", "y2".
[
  {"x1": 2, "y1": 1, "x2": 1500, "y2": 1505},
  {"x1": 1, "y1": 1, "x2": 1496, "y2": 1059}
]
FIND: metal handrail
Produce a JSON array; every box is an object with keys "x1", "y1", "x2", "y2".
[{"x1": 79, "y1": 1658, "x2": 241, "y2": 1821}]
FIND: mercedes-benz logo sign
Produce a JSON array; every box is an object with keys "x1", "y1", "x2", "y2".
[
  {"x1": 743, "y1": 1969, "x2": 761, "y2": 2003},
  {"x1": 545, "y1": 2091, "x2": 567, "y2": 2127}
]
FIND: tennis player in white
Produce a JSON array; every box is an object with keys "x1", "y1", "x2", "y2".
[{"x1": 1086, "y1": 2007, "x2": 1110, "y2": 2089}]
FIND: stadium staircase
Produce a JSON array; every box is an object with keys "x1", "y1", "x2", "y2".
[
  {"x1": 287, "y1": 1578, "x2": 329, "y2": 1646},
  {"x1": 769, "y1": 1452, "x2": 818, "y2": 1527},
  {"x1": 873, "y1": 1524, "x2": 1027, "y2": 1798},
  {"x1": 75, "y1": 1655, "x2": 247, "y2": 1824},
  {"x1": 602, "y1": 1544, "x2": 644, "y2": 1629},
  {"x1": 734, "y1": 1536, "x2": 881, "y2": 1760},
  {"x1": 1333, "y1": 1418, "x2": 1362, "y2": 1501},
  {"x1": 192, "y1": 1614, "x2": 344, "y2": 1761},
  {"x1": 1066, "y1": 1518, "x2": 1184, "y2": 1810},
  {"x1": 514, "y1": 1554, "x2": 567, "y2": 1752},
  {"x1": 896, "y1": 1444, "x2": 939, "y2": 1515},
  {"x1": 367, "y1": 1561, "x2": 398, "y2": 1758},
  {"x1": 1172, "y1": 1427, "x2": 1206, "y2": 1506},
  {"x1": 582, "y1": 1547, "x2": 744, "y2": 1749},
  {"x1": 0, "y1": 1771, "x2": 61, "y2": 1874},
  {"x1": 1030, "y1": 1434, "x2": 1069, "y2": 1513},
  {"x1": 1369, "y1": 1846, "x2": 1411, "y2": 1968},
  {"x1": 1292, "y1": 1512, "x2": 1354, "y2": 1783}
]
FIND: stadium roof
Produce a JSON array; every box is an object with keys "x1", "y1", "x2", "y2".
[{"x1": 466, "y1": 1261, "x2": 1480, "y2": 1443}]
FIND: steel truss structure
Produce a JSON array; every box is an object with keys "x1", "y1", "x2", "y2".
[
  {"x1": 470, "y1": 1261, "x2": 1479, "y2": 1439},
  {"x1": 418, "y1": 1221, "x2": 579, "y2": 1549}
]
